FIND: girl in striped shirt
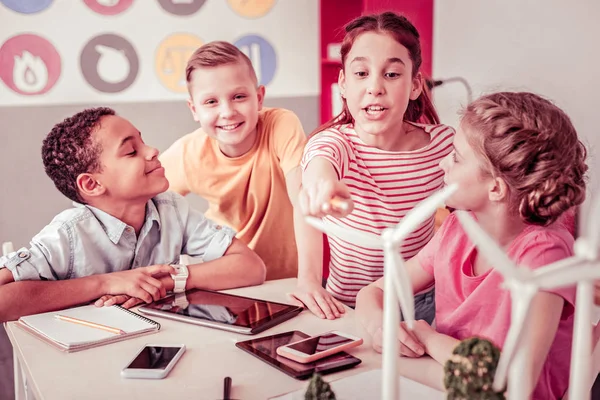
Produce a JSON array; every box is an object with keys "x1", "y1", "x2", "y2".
[{"x1": 293, "y1": 12, "x2": 454, "y2": 319}]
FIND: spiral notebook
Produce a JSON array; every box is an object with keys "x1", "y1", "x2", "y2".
[{"x1": 17, "y1": 304, "x2": 160, "y2": 353}]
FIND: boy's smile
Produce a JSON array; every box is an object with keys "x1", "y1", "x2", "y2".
[
  {"x1": 217, "y1": 121, "x2": 245, "y2": 132},
  {"x1": 145, "y1": 163, "x2": 164, "y2": 175}
]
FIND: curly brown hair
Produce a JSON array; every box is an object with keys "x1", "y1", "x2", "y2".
[
  {"x1": 42, "y1": 107, "x2": 114, "y2": 203},
  {"x1": 461, "y1": 92, "x2": 587, "y2": 226}
]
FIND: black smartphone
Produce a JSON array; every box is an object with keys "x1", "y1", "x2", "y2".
[
  {"x1": 120, "y1": 344, "x2": 186, "y2": 379},
  {"x1": 235, "y1": 330, "x2": 361, "y2": 380}
]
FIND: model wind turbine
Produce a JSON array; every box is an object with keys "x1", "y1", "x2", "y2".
[
  {"x1": 455, "y1": 200, "x2": 600, "y2": 400},
  {"x1": 306, "y1": 184, "x2": 457, "y2": 400}
]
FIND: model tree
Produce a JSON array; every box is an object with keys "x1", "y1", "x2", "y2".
[
  {"x1": 305, "y1": 373, "x2": 337, "y2": 400},
  {"x1": 444, "y1": 337, "x2": 506, "y2": 400}
]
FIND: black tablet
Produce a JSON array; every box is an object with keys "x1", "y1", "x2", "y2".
[
  {"x1": 138, "y1": 289, "x2": 303, "y2": 335},
  {"x1": 235, "y1": 330, "x2": 362, "y2": 380}
]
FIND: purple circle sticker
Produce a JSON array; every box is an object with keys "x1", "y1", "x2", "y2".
[
  {"x1": 234, "y1": 34, "x2": 277, "y2": 86},
  {"x1": 0, "y1": 0, "x2": 53, "y2": 14},
  {"x1": 0, "y1": 33, "x2": 61, "y2": 95}
]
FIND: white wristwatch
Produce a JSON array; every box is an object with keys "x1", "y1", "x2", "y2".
[{"x1": 170, "y1": 264, "x2": 189, "y2": 294}]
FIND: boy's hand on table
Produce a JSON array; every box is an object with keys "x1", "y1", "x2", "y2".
[
  {"x1": 299, "y1": 179, "x2": 354, "y2": 218},
  {"x1": 95, "y1": 294, "x2": 144, "y2": 309},
  {"x1": 100, "y1": 264, "x2": 175, "y2": 304},
  {"x1": 289, "y1": 280, "x2": 346, "y2": 320}
]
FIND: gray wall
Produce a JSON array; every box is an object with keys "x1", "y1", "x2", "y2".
[{"x1": 0, "y1": 97, "x2": 318, "y2": 249}]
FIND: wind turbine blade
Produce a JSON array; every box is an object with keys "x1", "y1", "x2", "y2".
[
  {"x1": 493, "y1": 287, "x2": 537, "y2": 392},
  {"x1": 391, "y1": 184, "x2": 458, "y2": 243},
  {"x1": 387, "y1": 247, "x2": 415, "y2": 329},
  {"x1": 455, "y1": 211, "x2": 522, "y2": 280},
  {"x1": 305, "y1": 216, "x2": 382, "y2": 248},
  {"x1": 534, "y1": 263, "x2": 600, "y2": 290},
  {"x1": 530, "y1": 256, "x2": 586, "y2": 279}
]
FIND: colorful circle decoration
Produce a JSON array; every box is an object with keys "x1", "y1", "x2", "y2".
[
  {"x1": 0, "y1": 34, "x2": 61, "y2": 95},
  {"x1": 234, "y1": 34, "x2": 276, "y2": 86},
  {"x1": 80, "y1": 34, "x2": 139, "y2": 93},
  {"x1": 83, "y1": 0, "x2": 134, "y2": 16},
  {"x1": 227, "y1": 0, "x2": 275, "y2": 19},
  {"x1": 155, "y1": 33, "x2": 203, "y2": 93},
  {"x1": 156, "y1": 0, "x2": 206, "y2": 16},
  {"x1": 0, "y1": 0, "x2": 53, "y2": 14}
]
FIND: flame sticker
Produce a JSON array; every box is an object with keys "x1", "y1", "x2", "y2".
[
  {"x1": 0, "y1": 34, "x2": 61, "y2": 96},
  {"x1": 13, "y1": 51, "x2": 49, "y2": 93}
]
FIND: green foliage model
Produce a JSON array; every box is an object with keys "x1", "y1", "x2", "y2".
[{"x1": 444, "y1": 337, "x2": 506, "y2": 400}]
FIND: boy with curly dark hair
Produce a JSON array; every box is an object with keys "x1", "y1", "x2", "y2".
[{"x1": 0, "y1": 107, "x2": 265, "y2": 322}]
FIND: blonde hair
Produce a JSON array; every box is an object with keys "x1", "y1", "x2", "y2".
[
  {"x1": 185, "y1": 41, "x2": 257, "y2": 92},
  {"x1": 462, "y1": 92, "x2": 587, "y2": 226}
]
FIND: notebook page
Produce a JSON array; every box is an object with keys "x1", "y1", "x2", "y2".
[{"x1": 20, "y1": 305, "x2": 156, "y2": 346}]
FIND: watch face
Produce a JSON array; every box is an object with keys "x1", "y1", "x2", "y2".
[
  {"x1": 171, "y1": 264, "x2": 186, "y2": 275},
  {"x1": 178, "y1": 265, "x2": 189, "y2": 276}
]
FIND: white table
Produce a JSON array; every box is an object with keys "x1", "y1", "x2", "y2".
[{"x1": 5, "y1": 278, "x2": 446, "y2": 399}]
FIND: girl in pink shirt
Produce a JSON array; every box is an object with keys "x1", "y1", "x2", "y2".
[{"x1": 356, "y1": 92, "x2": 587, "y2": 399}]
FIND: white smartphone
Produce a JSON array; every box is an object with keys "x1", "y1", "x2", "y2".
[
  {"x1": 276, "y1": 330, "x2": 363, "y2": 364},
  {"x1": 121, "y1": 344, "x2": 186, "y2": 379}
]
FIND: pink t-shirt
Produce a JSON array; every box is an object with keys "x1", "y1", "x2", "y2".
[{"x1": 417, "y1": 212, "x2": 576, "y2": 400}]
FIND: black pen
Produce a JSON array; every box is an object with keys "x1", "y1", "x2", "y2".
[{"x1": 223, "y1": 376, "x2": 232, "y2": 400}]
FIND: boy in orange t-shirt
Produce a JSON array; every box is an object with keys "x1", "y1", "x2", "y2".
[{"x1": 160, "y1": 41, "x2": 308, "y2": 280}]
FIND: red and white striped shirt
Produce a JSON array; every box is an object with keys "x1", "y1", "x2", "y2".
[{"x1": 301, "y1": 122, "x2": 454, "y2": 306}]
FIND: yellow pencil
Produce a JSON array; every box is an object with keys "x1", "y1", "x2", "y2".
[{"x1": 55, "y1": 314, "x2": 125, "y2": 335}]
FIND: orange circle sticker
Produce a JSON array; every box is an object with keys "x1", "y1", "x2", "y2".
[
  {"x1": 227, "y1": 0, "x2": 276, "y2": 19},
  {"x1": 155, "y1": 33, "x2": 203, "y2": 93}
]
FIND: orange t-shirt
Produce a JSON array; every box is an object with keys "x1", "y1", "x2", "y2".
[{"x1": 160, "y1": 108, "x2": 306, "y2": 280}]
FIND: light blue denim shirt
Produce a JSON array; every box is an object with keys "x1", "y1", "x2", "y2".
[{"x1": 1, "y1": 192, "x2": 236, "y2": 281}]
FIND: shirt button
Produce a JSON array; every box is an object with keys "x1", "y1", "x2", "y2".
[
  {"x1": 18, "y1": 252, "x2": 28, "y2": 258},
  {"x1": 215, "y1": 225, "x2": 222, "y2": 230}
]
